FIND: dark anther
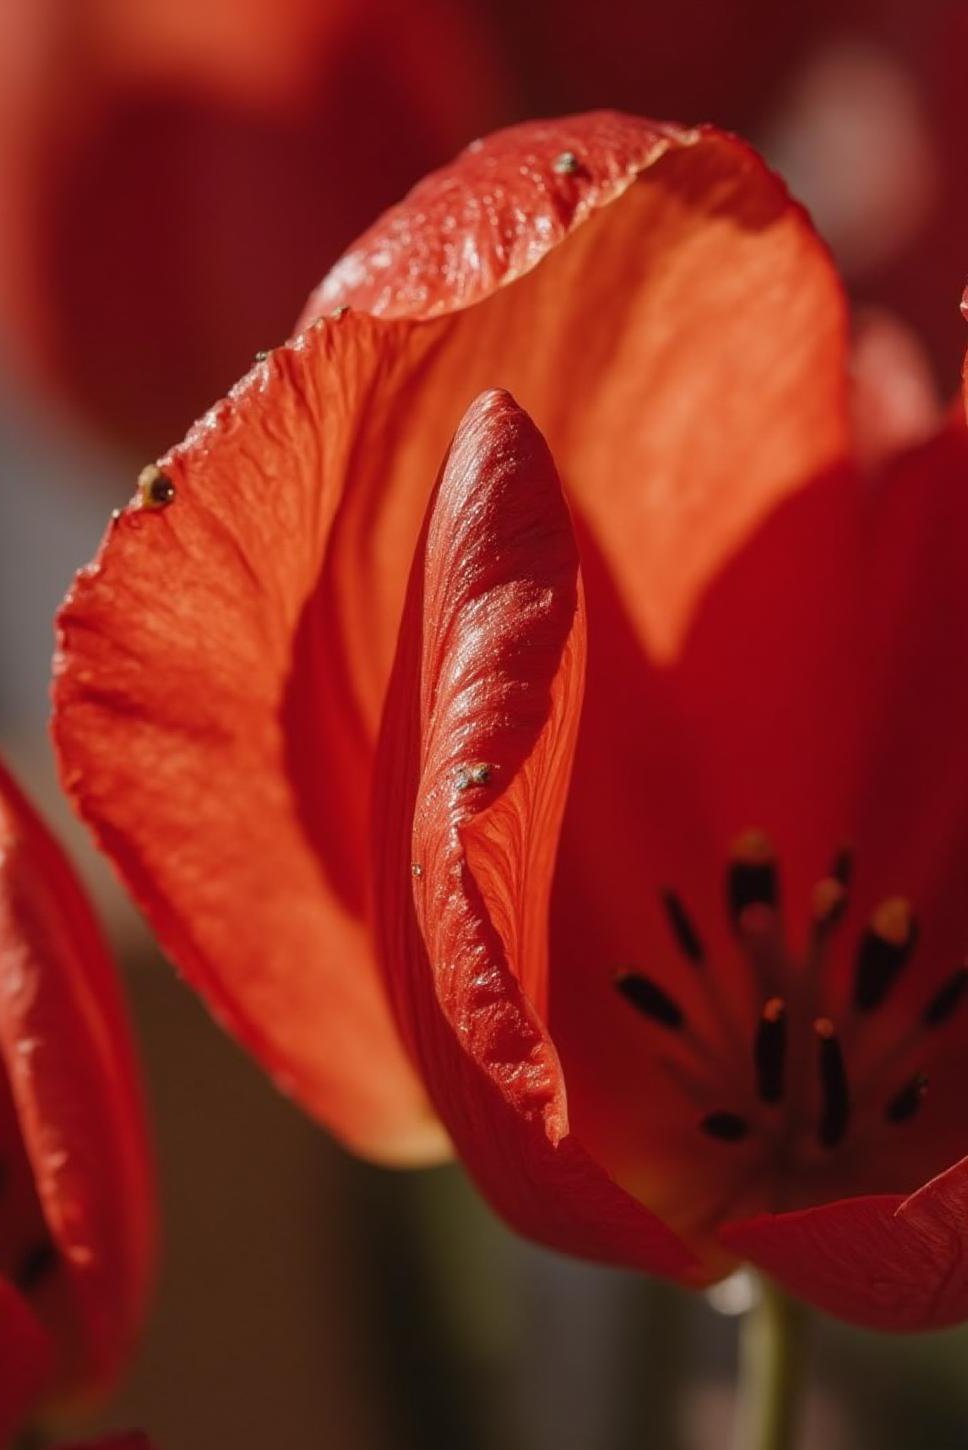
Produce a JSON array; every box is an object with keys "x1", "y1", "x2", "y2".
[
  {"x1": 615, "y1": 972, "x2": 684, "y2": 1030},
  {"x1": 137, "y1": 463, "x2": 175, "y2": 510},
  {"x1": 852, "y1": 898, "x2": 917, "y2": 1012},
  {"x1": 754, "y1": 997, "x2": 787, "y2": 1103},
  {"x1": 811, "y1": 876, "x2": 848, "y2": 932},
  {"x1": 922, "y1": 966, "x2": 968, "y2": 1027},
  {"x1": 830, "y1": 847, "x2": 854, "y2": 887},
  {"x1": 815, "y1": 1018, "x2": 850, "y2": 1148},
  {"x1": 727, "y1": 830, "x2": 778, "y2": 925},
  {"x1": 885, "y1": 1073, "x2": 928, "y2": 1124},
  {"x1": 660, "y1": 890, "x2": 705, "y2": 965},
  {"x1": 15, "y1": 1240, "x2": 57, "y2": 1293},
  {"x1": 699, "y1": 1111, "x2": 750, "y2": 1142}
]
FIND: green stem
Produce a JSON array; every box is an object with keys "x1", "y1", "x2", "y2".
[{"x1": 734, "y1": 1277, "x2": 808, "y2": 1450}]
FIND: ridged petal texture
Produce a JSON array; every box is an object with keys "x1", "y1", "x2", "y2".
[
  {"x1": 372, "y1": 389, "x2": 693, "y2": 1277},
  {"x1": 722, "y1": 1156, "x2": 968, "y2": 1331},
  {"x1": 54, "y1": 112, "x2": 847, "y2": 1170},
  {"x1": 0, "y1": 760, "x2": 153, "y2": 1416}
]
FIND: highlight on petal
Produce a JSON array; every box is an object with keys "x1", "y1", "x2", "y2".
[
  {"x1": 373, "y1": 388, "x2": 694, "y2": 1278},
  {"x1": 54, "y1": 313, "x2": 447, "y2": 1167},
  {"x1": 721, "y1": 1153, "x2": 968, "y2": 1331},
  {"x1": 850, "y1": 307, "x2": 942, "y2": 467},
  {"x1": 304, "y1": 110, "x2": 850, "y2": 660},
  {"x1": 0, "y1": 759, "x2": 154, "y2": 1400},
  {"x1": 55, "y1": 112, "x2": 846, "y2": 1176}
]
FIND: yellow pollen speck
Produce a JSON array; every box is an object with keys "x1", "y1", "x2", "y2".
[
  {"x1": 411, "y1": 863, "x2": 424, "y2": 879},
  {"x1": 871, "y1": 896, "x2": 912, "y2": 946},
  {"x1": 730, "y1": 829, "x2": 774, "y2": 865}
]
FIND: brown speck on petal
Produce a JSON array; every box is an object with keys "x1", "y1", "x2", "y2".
[
  {"x1": 456, "y1": 762, "x2": 492, "y2": 790},
  {"x1": 552, "y1": 150, "x2": 581, "y2": 175},
  {"x1": 137, "y1": 464, "x2": 175, "y2": 510}
]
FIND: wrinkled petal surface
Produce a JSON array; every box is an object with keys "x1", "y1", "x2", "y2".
[
  {"x1": 54, "y1": 315, "x2": 446, "y2": 1165},
  {"x1": 373, "y1": 389, "x2": 694, "y2": 1277},
  {"x1": 0, "y1": 760, "x2": 153, "y2": 1398},
  {"x1": 55, "y1": 112, "x2": 847, "y2": 1187}
]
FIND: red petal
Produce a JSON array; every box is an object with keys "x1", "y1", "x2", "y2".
[
  {"x1": 373, "y1": 389, "x2": 694, "y2": 1278},
  {"x1": 304, "y1": 111, "x2": 849, "y2": 659},
  {"x1": 56, "y1": 115, "x2": 845, "y2": 1176},
  {"x1": 0, "y1": 760, "x2": 153, "y2": 1395},
  {"x1": 0, "y1": 0, "x2": 504, "y2": 453},
  {"x1": 722, "y1": 1153, "x2": 968, "y2": 1330},
  {"x1": 53, "y1": 317, "x2": 445, "y2": 1166},
  {"x1": 0, "y1": 1278, "x2": 52, "y2": 1443}
]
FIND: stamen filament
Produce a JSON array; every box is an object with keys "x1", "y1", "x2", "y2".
[
  {"x1": 853, "y1": 898, "x2": 917, "y2": 1012},
  {"x1": 661, "y1": 889, "x2": 705, "y2": 965},
  {"x1": 754, "y1": 998, "x2": 787, "y2": 1104},
  {"x1": 815, "y1": 1018, "x2": 850, "y2": 1148}
]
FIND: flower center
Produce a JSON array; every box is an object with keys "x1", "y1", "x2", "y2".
[{"x1": 612, "y1": 830, "x2": 968, "y2": 1200}]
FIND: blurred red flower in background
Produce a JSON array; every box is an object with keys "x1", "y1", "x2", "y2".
[
  {"x1": 3, "y1": 0, "x2": 967, "y2": 468},
  {"x1": 0, "y1": 757, "x2": 153, "y2": 1443},
  {"x1": 53, "y1": 111, "x2": 968, "y2": 1331},
  {"x1": 0, "y1": 0, "x2": 503, "y2": 457}
]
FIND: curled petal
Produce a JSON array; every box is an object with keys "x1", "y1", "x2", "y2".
[
  {"x1": 54, "y1": 317, "x2": 445, "y2": 1166},
  {"x1": 0, "y1": 760, "x2": 153, "y2": 1397},
  {"x1": 374, "y1": 389, "x2": 693, "y2": 1277},
  {"x1": 722, "y1": 1154, "x2": 968, "y2": 1330},
  {"x1": 305, "y1": 111, "x2": 849, "y2": 660}
]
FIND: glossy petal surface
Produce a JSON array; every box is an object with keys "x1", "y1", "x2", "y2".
[
  {"x1": 373, "y1": 389, "x2": 693, "y2": 1277},
  {"x1": 0, "y1": 761, "x2": 153, "y2": 1396}
]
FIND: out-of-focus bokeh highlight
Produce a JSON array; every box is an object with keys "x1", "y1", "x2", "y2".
[{"x1": 2, "y1": 3, "x2": 967, "y2": 1447}]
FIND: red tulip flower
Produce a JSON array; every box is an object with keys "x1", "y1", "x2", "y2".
[
  {"x1": 53, "y1": 112, "x2": 968, "y2": 1330},
  {"x1": 0, "y1": 760, "x2": 153, "y2": 1441},
  {"x1": 0, "y1": 0, "x2": 503, "y2": 456}
]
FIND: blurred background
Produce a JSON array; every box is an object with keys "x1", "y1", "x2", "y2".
[{"x1": 2, "y1": 2, "x2": 968, "y2": 1446}]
